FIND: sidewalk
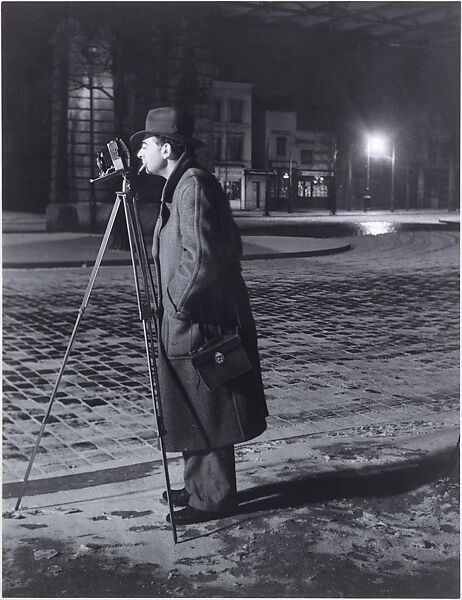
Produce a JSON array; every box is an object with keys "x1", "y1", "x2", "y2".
[
  {"x1": 2, "y1": 233, "x2": 350, "y2": 269},
  {"x1": 4, "y1": 208, "x2": 459, "y2": 233},
  {"x1": 2, "y1": 208, "x2": 459, "y2": 268},
  {"x1": 3, "y1": 411, "x2": 459, "y2": 597},
  {"x1": 233, "y1": 208, "x2": 460, "y2": 222}
]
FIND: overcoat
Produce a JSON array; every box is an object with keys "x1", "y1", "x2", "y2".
[{"x1": 152, "y1": 152, "x2": 268, "y2": 452}]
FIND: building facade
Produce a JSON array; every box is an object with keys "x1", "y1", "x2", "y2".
[
  {"x1": 252, "y1": 109, "x2": 336, "y2": 212},
  {"x1": 212, "y1": 80, "x2": 253, "y2": 210}
]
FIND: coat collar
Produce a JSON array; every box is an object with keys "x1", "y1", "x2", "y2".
[{"x1": 160, "y1": 151, "x2": 200, "y2": 204}]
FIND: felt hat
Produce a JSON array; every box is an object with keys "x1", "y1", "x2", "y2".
[{"x1": 130, "y1": 106, "x2": 204, "y2": 149}]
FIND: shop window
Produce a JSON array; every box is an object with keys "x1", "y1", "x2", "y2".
[
  {"x1": 313, "y1": 176, "x2": 328, "y2": 198},
  {"x1": 276, "y1": 137, "x2": 287, "y2": 157},
  {"x1": 298, "y1": 180, "x2": 312, "y2": 198},
  {"x1": 300, "y1": 149, "x2": 313, "y2": 165},
  {"x1": 227, "y1": 134, "x2": 243, "y2": 161},
  {"x1": 278, "y1": 177, "x2": 289, "y2": 199},
  {"x1": 224, "y1": 180, "x2": 241, "y2": 202},
  {"x1": 228, "y1": 99, "x2": 243, "y2": 123}
]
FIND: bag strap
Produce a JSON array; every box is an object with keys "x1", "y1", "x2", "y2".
[
  {"x1": 198, "y1": 277, "x2": 242, "y2": 343},
  {"x1": 223, "y1": 275, "x2": 242, "y2": 333}
]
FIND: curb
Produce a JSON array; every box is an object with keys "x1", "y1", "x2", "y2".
[
  {"x1": 243, "y1": 243, "x2": 351, "y2": 261},
  {"x1": 2, "y1": 456, "x2": 180, "y2": 500},
  {"x1": 4, "y1": 427, "x2": 458, "y2": 502},
  {"x1": 2, "y1": 243, "x2": 351, "y2": 270},
  {"x1": 439, "y1": 219, "x2": 460, "y2": 229}
]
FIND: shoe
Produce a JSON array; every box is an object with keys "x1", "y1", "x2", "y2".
[
  {"x1": 159, "y1": 488, "x2": 190, "y2": 507},
  {"x1": 166, "y1": 506, "x2": 225, "y2": 525}
]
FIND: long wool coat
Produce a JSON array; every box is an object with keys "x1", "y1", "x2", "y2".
[{"x1": 152, "y1": 152, "x2": 268, "y2": 452}]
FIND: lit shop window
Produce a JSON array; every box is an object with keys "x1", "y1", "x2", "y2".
[
  {"x1": 312, "y1": 177, "x2": 328, "y2": 197},
  {"x1": 298, "y1": 180, "x2": 311, "y2": 198},
  {"x1": 224, "y1": 180, "x2": 241, "y2": 201}
]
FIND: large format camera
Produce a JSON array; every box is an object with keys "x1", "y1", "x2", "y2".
[{"x1": 92, "y1": 138, "x2": 131, "y2": 183}]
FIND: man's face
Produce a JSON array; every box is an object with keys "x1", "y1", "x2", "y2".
[{"x1": 137, "y1": 136, "x2": 168, "y2": 176}]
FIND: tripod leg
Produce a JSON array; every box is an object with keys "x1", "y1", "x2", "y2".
[
  {"x1": 131, "y1": 196, "x2": 158, "y2": 312},
  {"x1": 15, "y1": 196, "x2": 123, "y2": 510},
  {"x1": 142, "y1": 319, "x2": 178, "y2": 544},
  {"x1": 122, "y1": 195, "x2": 178, "y2": 543}
]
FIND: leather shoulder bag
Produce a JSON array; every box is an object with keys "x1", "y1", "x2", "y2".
[{"x1": 190, "y1": 293, "x2": 253, "y2": 391}]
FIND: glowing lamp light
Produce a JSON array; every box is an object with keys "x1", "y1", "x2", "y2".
[{"x1": 367, "y1": 134, "x2": 388, "y2": 158}]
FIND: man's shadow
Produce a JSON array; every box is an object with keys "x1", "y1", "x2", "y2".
[
  {"x1": 233, "y1": 448, "x2": 457, "y2": 515},
  {"x1": 179, "y1": 445, "x2": 458, "y2": 540}
]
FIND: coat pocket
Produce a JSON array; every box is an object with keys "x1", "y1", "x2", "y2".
[{"x1": 163, "y1": 315, "x2": 203, "y2": 359}]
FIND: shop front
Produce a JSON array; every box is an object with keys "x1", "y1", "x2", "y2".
[
  {"x1": 266, "y1": 169, "x2": 290, "y2": 211},
  {"x1": 214, "y1": 166, "x2": 245, "y2": 210},
  {"x1": 297, "y1": 170, "x2": 333, "y2": 210},
  {"x1": 266, "y1": 168, "x2": 334, "y2": 211}
]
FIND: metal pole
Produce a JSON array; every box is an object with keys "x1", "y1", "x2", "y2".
[
  {"x1": 390, "y1": 142, "x2": 396, "y2": 212},
  {"x1": 224, "y1": 125, "x2": 228, "y2": 202},
  {"x1": 330, "y1": 142, "x2": 337, "y2": 215},
  {"x1": 364, "y1": 141, "x2": 371, "y2": 212},
  {"x1": 88, "y1": 48, "x2": 97, "y2": 233},
  {"x1": 448, "y1": 144, "x2": 456, "y2": 212},
  {"x1": 347, "y1": 147, "x2": 352, "y2": 212},
  {"x1": 264, "y1": 137, "x2": 270, "y2": 216},
  {"x1": 287, "y1": 157, "x2": 293, "y2": 214},
  {"x1": 366, "y1": 143, "x2": 370, "y2": 193}
]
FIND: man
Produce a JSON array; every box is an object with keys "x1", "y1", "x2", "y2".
[{"x1": 131, "y1": 106, "x2": 268, "y2": 525}]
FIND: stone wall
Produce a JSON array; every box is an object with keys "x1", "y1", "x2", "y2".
[
  {"x1": 47, "y1": 11, "x2": 216, "y2": 231},
  {"x1": 47, "y1": 18, "x2": 116, "y2": 231}
]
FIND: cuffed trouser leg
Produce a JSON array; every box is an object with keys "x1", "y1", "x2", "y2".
[{"x1": 183, "y1": 445, "x2": 237, "y2": 512}]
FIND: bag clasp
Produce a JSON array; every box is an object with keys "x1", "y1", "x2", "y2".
[{"x1": 214, "y1": 351, "x2": 225, "y2": 365}]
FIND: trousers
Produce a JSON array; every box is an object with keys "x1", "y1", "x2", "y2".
[{"x1": 182, "y1": 445, "x2": 237, "y2": 511}]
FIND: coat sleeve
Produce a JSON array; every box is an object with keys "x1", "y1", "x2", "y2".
[{"x1": 165, "y1": 174, "x2": 222, "y2": 320}]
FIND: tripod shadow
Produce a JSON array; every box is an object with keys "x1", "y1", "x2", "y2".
[{"x1": 179, "y1": 448, "x2": 456, "y2": 542}]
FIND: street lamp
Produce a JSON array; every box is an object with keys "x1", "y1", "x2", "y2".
[
  {"x1": 364, "y1": 134, "x2": 396, "y2": 212},
  {"x1": 390, "y1": 142, "x2": 396, "y2": 212}
]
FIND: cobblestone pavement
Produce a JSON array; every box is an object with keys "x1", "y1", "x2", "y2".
[{"x1": 3, "y1": 230, "x2": 459, "y2": 483}]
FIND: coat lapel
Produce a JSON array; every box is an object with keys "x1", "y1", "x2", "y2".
[{"x1": 160, "y1": 150, "x2": 199, "y2": 205}]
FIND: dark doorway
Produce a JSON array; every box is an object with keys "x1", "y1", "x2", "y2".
[{"x1": 254, "y1": 181, "x2": 260, "y2": 208}]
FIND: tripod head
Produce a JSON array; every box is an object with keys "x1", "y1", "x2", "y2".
[{"x1": 90, "y1": 138, "x2": 132, "y2": 185}]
